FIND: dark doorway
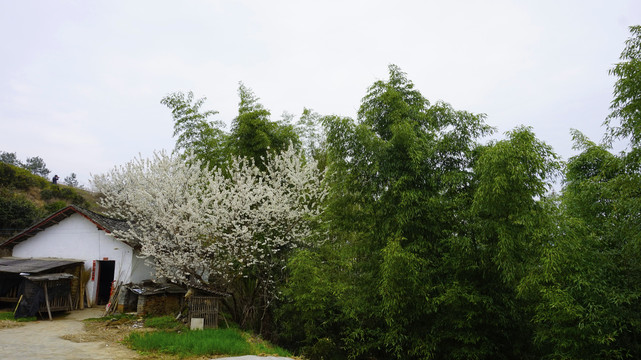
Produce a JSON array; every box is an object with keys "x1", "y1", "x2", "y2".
[{"x1": 96, "y1": 260, "x2": 115, "y2": 305}]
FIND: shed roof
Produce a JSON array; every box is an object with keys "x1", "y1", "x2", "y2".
[
  {"x1": 24, "y1": 272, "x2": 76, "y2": 281},
  {"x1": 0, "y1": 205, "x2": 129, "y2": 248},
  {"x1": 0, "y1": 257, "x2": 84, "y2": 274},
  {"x1": 126, "y1": 282, "x2": 187, "y2": 296}
]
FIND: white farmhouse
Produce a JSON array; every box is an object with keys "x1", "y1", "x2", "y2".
[{"x1": 0, "y1": 205, "x2": 154, "y2": 307}]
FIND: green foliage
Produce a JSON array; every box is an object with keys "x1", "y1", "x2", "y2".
[
  {"x1": 296, "y1": 108, "x2": 325, "y2": 158},
  {"x1": 126, "y1": 328, "x2": 291, "y2": 357},
  {"x1": 0, "y1": 162, "x2": 48, "y2": 190},
  {"x1": 1, "y1": 152, "x2": 50, "y2": 178},
  {"x1": 606, "y1": 25, "x2": 641, "y2": 147},
  {"x1": 522, "y1": 28, "x2": 641, "y2": 358},
  {"x1": 0, "y1": 312, "x2": 36, "y2": 322},
  {"x1": 63, "y1": 173, "x2": 79, "y2": 188},
  {"x1": 144, "y1": 315, "x2": 183, "y2": 330},
  {"x1": 472, "y1": 126, "x2": 560, "y2": 285},
  {"x1": 83, "y1": 313, "x2": 136, "y2": 322},
  {"x1": 229, "y1": 82, "x2": 300, "y2": 168},
  {"x1": 0, "y1": 151, "x2": 23, "y2": 167},
  {"x1": 24, "y1": 156, "x2": 50, "y2": 178},
  {"x1": 0, "y1": 161, "x2": 94, "y2": 239},
  {"x1": 162, "y1": 86, "x2": 302, "y2": 171},
  {"x1": 276, "y1": 248, "x2": 348, "y2": 358},
  {"x1": 0, "y1": 189, "x2": 43, "y2": 235},
  {"x1": 280, "y1": 65, "x2": 545, "y2": 359},
  {"x1": 40, "y1": 184, "x2": 88, "y2": 207},
  {"x1": 161, "y1": 91, "x2": 229, "y2": 169},
  {"x1": 44, "y1": 200, "x2": 68, "y2": 214},
  {"x1": 526, "y1": 132, "x2": 641, "y2": 358},
  {"x1": 302, "y1": 337, "x2": 345, "y2": 360}
]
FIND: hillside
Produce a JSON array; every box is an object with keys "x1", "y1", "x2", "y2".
[{"x1": 0, "y1": 162, "x2": 102, "y2": 242}]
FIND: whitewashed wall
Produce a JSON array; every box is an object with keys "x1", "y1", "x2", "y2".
[{"x1": 12, "y1": 213, "x2": 154, "y2": 306}]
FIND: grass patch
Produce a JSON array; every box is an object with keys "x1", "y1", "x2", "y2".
[
  {"x1": 144, "y1": 315, "x2": 183, "y2": 330},
  {"x1": 0, "y1": 311, "x2": 36, "y2": 322},
  {"x1": 126, "y1": 327, "x2": 291, "y2": 358},
  {"x1": 83, "y1": 313, "x2": 135, "y2": 322}
]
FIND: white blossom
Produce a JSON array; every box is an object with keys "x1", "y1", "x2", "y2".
[{"x1": 91, "y1": 147, "x2": 326, "y2": 294}]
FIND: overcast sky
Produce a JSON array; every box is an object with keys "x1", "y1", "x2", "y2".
[{"x1": 1, "y1": 0, "x2": 640, "y2": 187}]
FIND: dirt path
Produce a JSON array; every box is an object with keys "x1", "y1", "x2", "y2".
[{"x1": 0, "y1": 308, "x2": 140, "y2": 360}]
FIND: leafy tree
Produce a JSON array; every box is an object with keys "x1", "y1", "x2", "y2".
[
  {"x1": 468, "y1": 127, "x2": 560, "y2": 359},
  {"x1": 161, "y1": 91, "x2": 228, "y2": 168},
  {"x1": 525, "y1": 25, "x2": 641, "y2": 359},
  {"x1": 0, "y1": 152, "x2": 51, "y2": 178},
  {"x1": 24, "y1": 156, "x2": 50, "y2": 178},
  {"x1": 228, "y1": 83, "x2": 300, "y2": 168},
  {"x1": 296, "y1": 108, "x2": 325, "y2": 156},
  {"x1": 63, "y1": 173, "x2": 79, "y2": 187},
  {"x1": 605, "y1": 25, "x2": 641, "y2": 147},
  {"x1": 523, "y1": 131, "x2": 641, "y2": 359},
  {"x1": 0, "y1": 151, "x2": 23, "y2": 167},
  {"x1": 279, "y1": 65, "x2": 553, "y2": 359},
  {"x1": 472, "y1": 127, "x2": 560, "y2": 285},
  {"x1": 92, "y1": 146, "x2": 326, "y2": 333}
]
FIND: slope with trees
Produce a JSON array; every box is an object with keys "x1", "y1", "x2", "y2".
[{"x1": 0, "y1": 160, "x2": 95, "y2": 242}]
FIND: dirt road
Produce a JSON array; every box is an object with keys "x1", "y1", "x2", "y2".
[{"x1": 0, "y1": 308, "x2": 139, "y2": 360}]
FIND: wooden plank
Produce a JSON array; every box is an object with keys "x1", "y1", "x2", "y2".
[
  {"x1": 0, "y1": 297, "x2": 19, "y2": 302},
  {"x1": 43, "y1": 282, "x2": 52, "y2": 321}
]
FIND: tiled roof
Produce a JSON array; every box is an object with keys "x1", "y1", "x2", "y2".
[{"x1": 0, "y1": 205, "x2": 130, "y2": 248}]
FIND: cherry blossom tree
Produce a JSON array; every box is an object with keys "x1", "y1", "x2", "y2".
[{"x1": 92, "y1": 146, "x2": 326, "y2": 328}]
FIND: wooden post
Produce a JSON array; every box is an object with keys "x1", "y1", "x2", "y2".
[
  {"x1": 79, "y1": 272, "x2": 85, "y2": 310},
  {"x1": 43, "y1": 282, "x2": 52, "y2": 321}
]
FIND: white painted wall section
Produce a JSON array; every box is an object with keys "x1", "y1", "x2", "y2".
[{"x1": 11, "y1": 213, "x2": 153, "y2": 305}]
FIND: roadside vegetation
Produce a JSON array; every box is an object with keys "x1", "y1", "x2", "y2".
[
  {"x1": 0, "y1": 310, "x2": 36, "y2": 329},
  {"x1": 127, "y1": 327, "x2": 291, "y2": 358},
  {"x1": 84, "y1": 314, "x2": 291, "y2": 359}
]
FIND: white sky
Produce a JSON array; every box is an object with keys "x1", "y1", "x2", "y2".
[{"x1": 1, "y1": 0, "x2": 640, "y2": 187}]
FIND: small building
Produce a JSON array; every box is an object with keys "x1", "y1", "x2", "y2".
[
  {"x1": 0, "y1": 205, "x2": 155, "y2": 307},
  {"x1": 0, "y1": 257, "x2": 84, "y2": 318},
  {"x1": 119, "y1": 281, "x2": 228, "y2": 328},
  {"x1": 122, "y1": 281, "x2": 187, "y2": 316}
]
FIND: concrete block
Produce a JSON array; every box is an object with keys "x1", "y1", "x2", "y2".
[{"x1": 190, "y1": 317, "x2": 204, "y2": 330}]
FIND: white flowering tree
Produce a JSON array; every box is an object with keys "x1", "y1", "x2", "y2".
[{"x1": 92, "y1": 146, "x2": 326, "y2": 329}]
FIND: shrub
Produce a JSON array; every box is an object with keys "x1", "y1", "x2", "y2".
[
  {"x1": 0, "y1": 163, "x2": 48, "y2": 190},
  {"x1": 302, "y1": 337, "x2": 345, "y2": 360},
  {"x1": 44, "y1": 200, "x2": 68, "y2": 214},
  {"x1": 0, "y1": 190, "x2": 43, "y2": 237},
  {"x1": 40, "y1": 185, "x2": 88, "y2": 207}
]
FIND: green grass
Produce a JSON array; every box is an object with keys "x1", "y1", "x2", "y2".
[
  {"x1": 144, "y1": 315, "x2": 184, "y2": 330},
  {"x1": 83, "y1": 313, "x2": 135, "y2": 322},
  {"x1": 0, "y1": 311, "x2": 37, "y2": 322},
  {"x1": 126, "y1": 327, "x2": 292, "y2": 358}
]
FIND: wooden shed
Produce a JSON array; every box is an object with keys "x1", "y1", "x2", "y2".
[{"x1": 0, "y1": 257, "x2": 84, "y2": 319}]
